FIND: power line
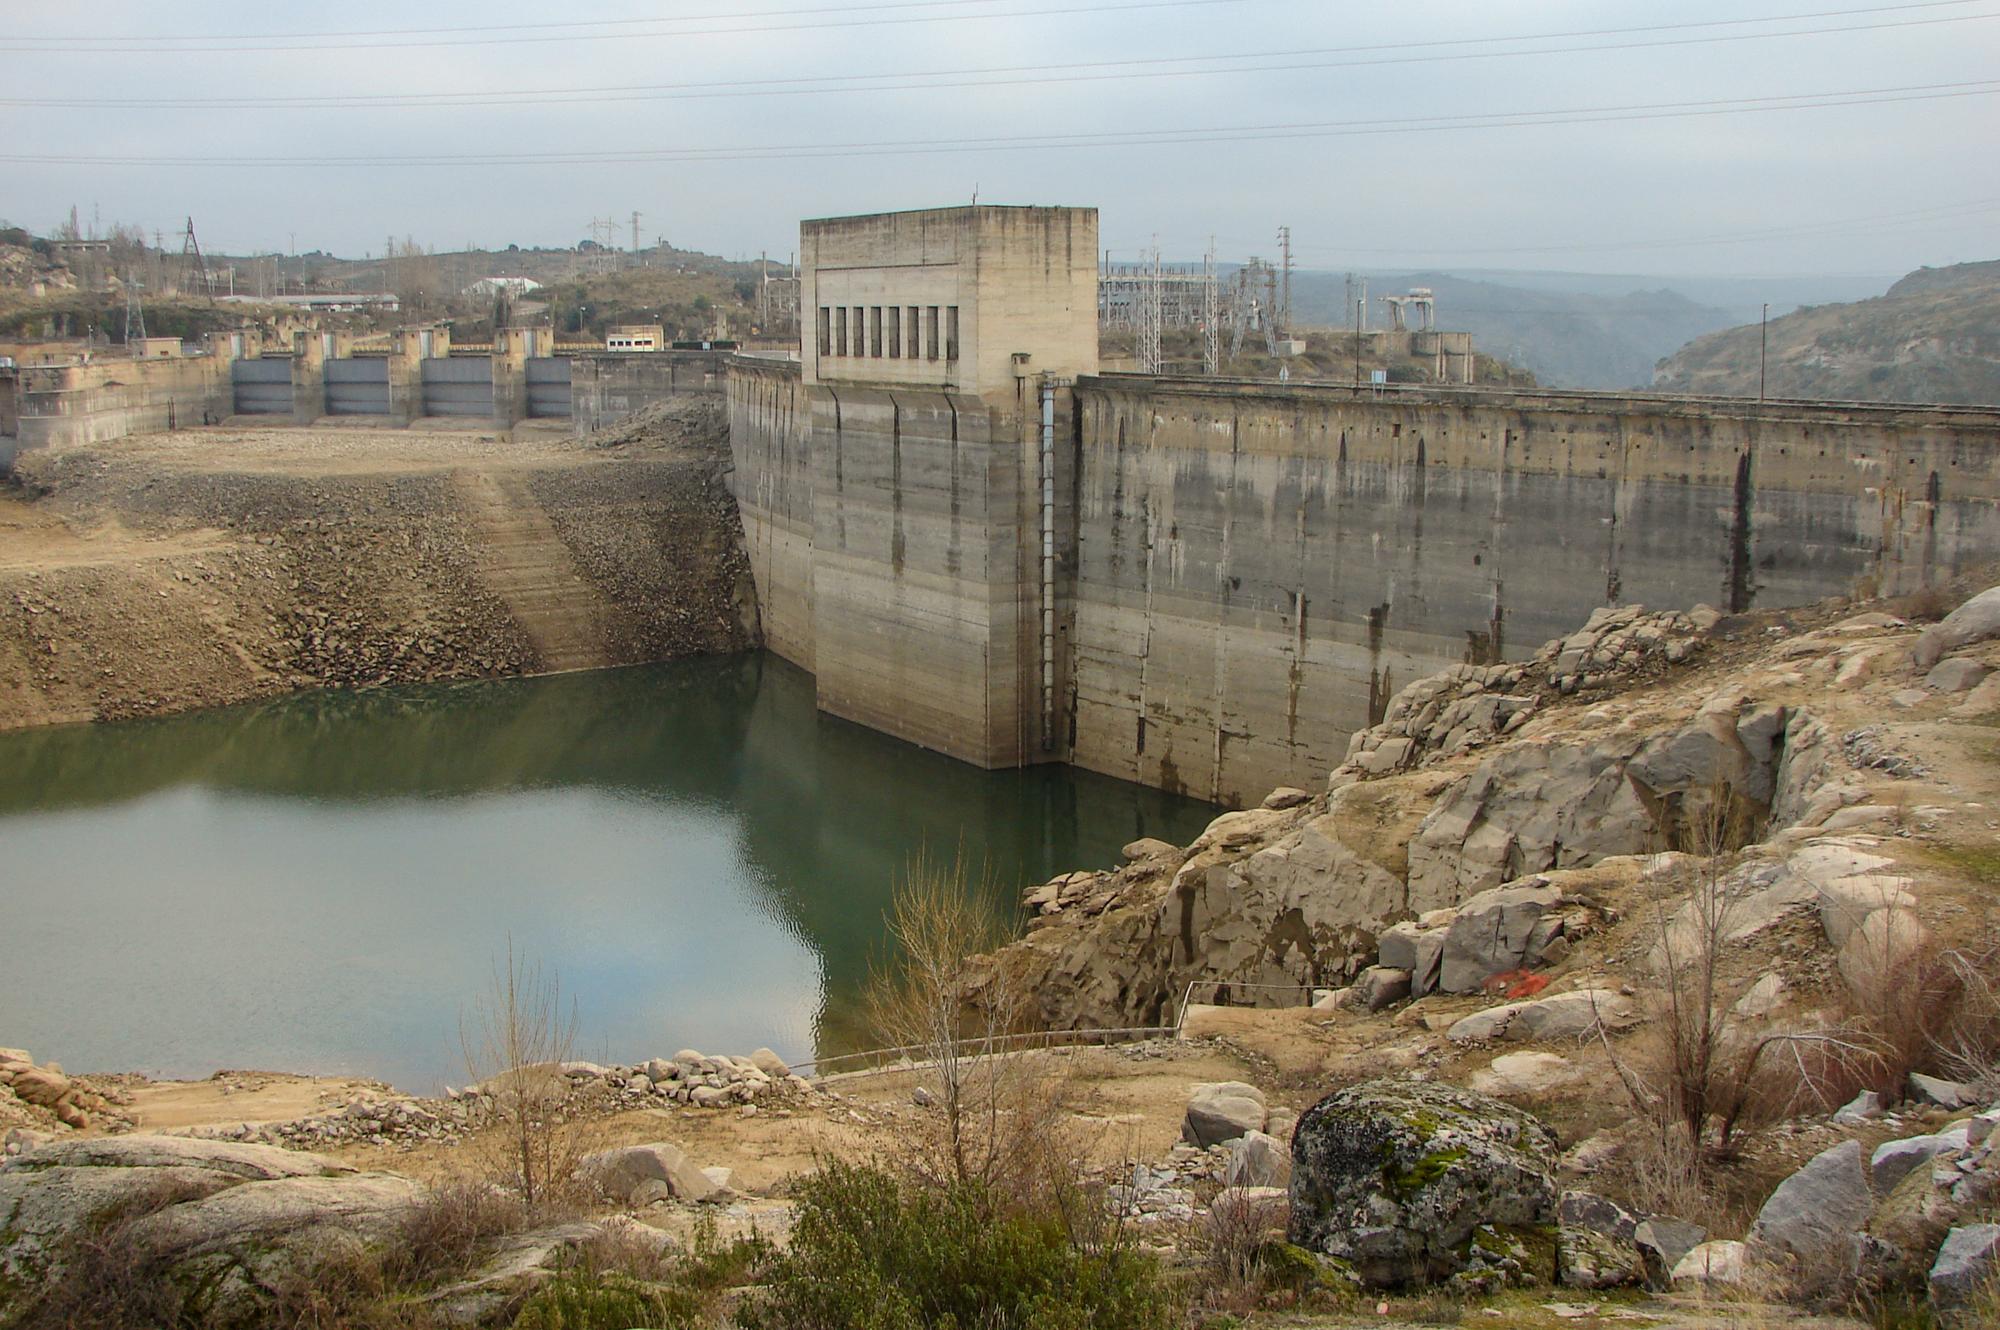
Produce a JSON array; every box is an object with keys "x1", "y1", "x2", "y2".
[
  {"x1": 12, "y1": 0, "x2": 1133, "y2": 42},
  {"x1": 1165, "y1": 195, "x2": 2000, "y2": 261},
  {"x1": 9, "y1": 3, "x2": 1991, "y2": 103},
  {"x1": 0, "y1": 0, "x2": 1243, "y2": 54},
  {"x1": 9, "y1": 79, "x2": 1993, "y2": 168}
]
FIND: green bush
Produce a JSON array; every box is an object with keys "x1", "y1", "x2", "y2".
[
  {"x1": 739, "y1": 1162, "x2": 1177, "y2": 1330},
  {"x1": 510, "y1": 1268, "x2": 702, "y2": 1330}
]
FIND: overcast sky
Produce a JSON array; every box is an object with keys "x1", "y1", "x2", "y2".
[{"x1": 7, "y1": 0, "x2": 1997, "y2": 277}]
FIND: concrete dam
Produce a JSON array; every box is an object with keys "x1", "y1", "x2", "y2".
[{"x1": 728, "y1": 205, "x2": 2000, "y2": 807}]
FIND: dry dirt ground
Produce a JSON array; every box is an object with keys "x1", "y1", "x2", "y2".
[{"x1": 0, "y1": 410, "x2": 753, "y2": 730}]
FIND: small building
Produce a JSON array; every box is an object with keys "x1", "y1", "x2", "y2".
[
  {"x1": 130, "y1": 337, "x2": 184, "y2": 359},
  {"x1": 605, "y1": 325, "x2": 665, "y2": 352},
  {"x1": 801, "y1": 205, "x2": 1098, "y2": 396}
]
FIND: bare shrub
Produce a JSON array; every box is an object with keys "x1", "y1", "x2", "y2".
[
  {"x1": 1836, "y1": 931, "x2": 2000, "y2": 1100},
  {"x1": 382, "y1": 1178, "x2": 529, "y2": 1290},
  {"x1": 459, "y1": 936, "x2": 589, "y2": 1215},
  {"x1": 863, "y1": 849, "x2": 1091, "y2": 1217},
  {"x1": 1605, "y1": 786, "x2": 1865, "y2": 1197},
  {"x1": 1198, "y1": 1185, "x2": 1290, "y2": 1313}
]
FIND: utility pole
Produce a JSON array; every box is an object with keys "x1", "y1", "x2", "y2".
[
  {"x1": 1276, "y1": 225, "x2": 1293, "y2": 338},
  {"x1": 1354, "y1": 290, "x2": 1363, "y2": 386},
  {"x1": 1202, "y1": 236, "x2": 1219, "y2": 376},
  {"x1": 1759, "y1": 302, "x2": 1770, "y2": 401},
  {"x1": 630, "y1": 211, "x2": 642, "y2": 254}
]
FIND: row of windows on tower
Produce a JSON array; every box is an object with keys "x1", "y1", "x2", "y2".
[{"x1": 816, "y1": 304, "x2": 959, "y2": 363}]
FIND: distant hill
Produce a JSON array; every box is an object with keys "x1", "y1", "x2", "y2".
[
  {"x1": 1652, "y1": 261, "x2": 2000, "y2": 405},
  {"x1": 1287, "y1": 271, "x2": 1737, "y2": 389}
]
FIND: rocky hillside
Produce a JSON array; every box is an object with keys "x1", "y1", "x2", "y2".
[
  {"x1": 0, "y1": 403, "x2": 757, "y2": 730},
  {"x1": 1653, "y1": 260, "x2": 2000, "y2": 404}
]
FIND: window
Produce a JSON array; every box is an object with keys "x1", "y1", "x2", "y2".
[
  {"x1": 870, "y1": 306, "x2": 883, "y2": 358},
  {"x1": 836, "y1": 307, "x2": 849, "y2": 357},
  {"x1": 887, "y1": 306, "x2": 901, "y2": 359},
  {"x1": 945, "y1": 306, "x2": 960, "y2": 361},
  {"x1": 926, "y1": 306, "x2": 940, "y2": 361},
  {"x1": 817, "y1": 307, "x2": 831, "y2": 358},
  {"x1": 908, "y1": 307, "x2": 921, "y2": 361}
]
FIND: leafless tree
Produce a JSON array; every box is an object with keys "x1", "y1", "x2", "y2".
[
  {"x1": 864, "y1": 850, "x2": 1084, "y2": 1214},
  {"x1": 459, "y1": 936, "x2": 585, "y2": 1213}
]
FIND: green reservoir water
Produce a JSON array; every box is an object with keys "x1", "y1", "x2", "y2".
[{"x1": 0, "y1": 654, "x2": 1218, "y2": 1093}]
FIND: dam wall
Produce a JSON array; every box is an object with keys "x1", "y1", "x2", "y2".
[
  {"x1": 9, "y1": 348, "x2": 235, "y2": 452},
  {"x1": 1064, "y1": 377, "x2": 2000, "y2": 803},
  {"x1": 727, "y1": 356, "x2": 1063, "y2": 767},
  {"x1": 730, "y1": 356, "x2": 2000, "y2": 805}
]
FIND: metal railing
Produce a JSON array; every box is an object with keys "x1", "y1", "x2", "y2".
[{"x1": 797, "y1": 977, "x2": 1318, "y2": 1083}]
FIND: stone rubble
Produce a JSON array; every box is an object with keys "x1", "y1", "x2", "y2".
[
  {"x1": 172, "y1": 1047, "x2": 819, "y2": 1153},
  {"x1": 0, "y1": 1047, "x2": 132, "y2": 1135},
  {"x1": 1334, "y1": 605, "x2": 1711, "y2": 781}
]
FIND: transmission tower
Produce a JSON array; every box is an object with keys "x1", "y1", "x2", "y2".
[
  {"x1": 1228, "y1": 258, "x2": 1280, "y2": 359},
  {"x1": 1200, "y1": 236, "x2": 1216, "y2": 374},
  {"x1": 123, "y1": 280, "x2": 146, "y2": 344},
  {"x1": 178, "y1": 218, "x2": 211, "y2": 299},
  {"x1": 1276, "y1": 226, "x2": 1293, "y2": 339},
  {"x1": 1137, "y1": 242, "x2": 1164, "y2": 375},
  {"x1": 630, "y1": 211, "x2": 642, "y2": 254}
]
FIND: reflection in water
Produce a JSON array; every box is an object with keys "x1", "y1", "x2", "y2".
[{"x1": 0, "y1": 655, "x2": 1217, "y2": 1092}]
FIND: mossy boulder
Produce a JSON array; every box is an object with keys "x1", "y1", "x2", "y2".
[{"x1": 1287, "y1": 1077, "x2": 1560, "y2": 1288}]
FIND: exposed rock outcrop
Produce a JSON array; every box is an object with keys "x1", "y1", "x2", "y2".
[{"x1": 1287, "y1": 1078, "x2": 1561, "y2": 1289}]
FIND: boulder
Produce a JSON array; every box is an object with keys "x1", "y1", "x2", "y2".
[
  {"x1": 1731, "y1": 973, "x2": 1788, "y2": 1019},
  {"x1": 1287, "y1": 1078, "x2": 1560, "y2": 1289},
  {"x1": 1352, "y1": 966, "x2": 1413, "y2": 1012},
  {"x1": 1263, "y1": 787, "x2": 1313, "y2": 810},
  {"x1": 1833, "y1": 1090, "x2": 1886, "y2": 1124},
  {"x1": 1908, "y1": 1073, "x2": 1980, "y2": 1109},
  {"x1": 1671, "y1": 1240, "x2": 1748, "y2": 1286},
  {"x1": 1634, "y1": 1218, "x2": 1706, "y2": 1287},
  {"x1": 1926, "y1": 657, "x2": 1993, "y2": 693},
  {"x1": 577, "y1": 1142, "x2": 718, "y2": 1205},
  {"x1": 1378, "y1": 922, "x2": 1446, "y2": 995},
  {"x1": 1266, "y1": 1108, "x2": 1299, "y2": 1143},
  {"x1": 1747, "y1": 1139, "x2": 1871, "y2": 1266},
  {"x1": 1224, "y1": 1130, "x2": 1293, "y2": 1189},
  {"x1": 1183, "y1": 1081, "x2": 1268, "y2": 1147},
  {"x1": 1928, "y1": 1223, "x2": 2000, "y2": 1311},
  {"x1": 748, "y1": 1048, "x2": 791, "y2": 1079},
  {"x1": 1447, "y1": 1002, "x2": 1532, "y2": 1044},
  {"x1": 1816, "y1": 874, "x2": 1917, "y2": 949},
  {"x1": 1510, "y1": 990, "x2": 1638, "y2": 1042},
  {"x1": 1440, "y1": 883, "x2": 1563, "y2": 994},
  {"x1": 1557, "y1": 1225, "x2": 1646, "y2": 1289},
  {"x1": 1155, "y1": 798, "x2": 1405, "y2": 1009},
  {"x1": 1558, "y1": 1190, "x2": 1641, "y2": 1243},
  {"x1": 1872, "y1": 1125, "x2": 1971, "y2": 1197},
  {"x1": 423, "y1": 1222, "x2": 604, "y2": 1324},
  {"x1": 126, "y1": 1172, "x2": 424, "y2": 1262},
  {"x1": 1838, "y1": 908, "x2": 1929, "y2": 996},
  {"x1": 1471, "y1": 1052, "x2": 1579, "y2": 1097},
  {"x1": 1912, "y1": 586, "x2": 2000, "y2": 669},
  {"x1": 0, "y1": 1135, "x2": 418, "y2": 1312}
]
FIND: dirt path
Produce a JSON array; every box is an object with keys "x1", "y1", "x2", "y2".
[{"x1": 450, "y1": 468, "x2": 614, "y2": 673}]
